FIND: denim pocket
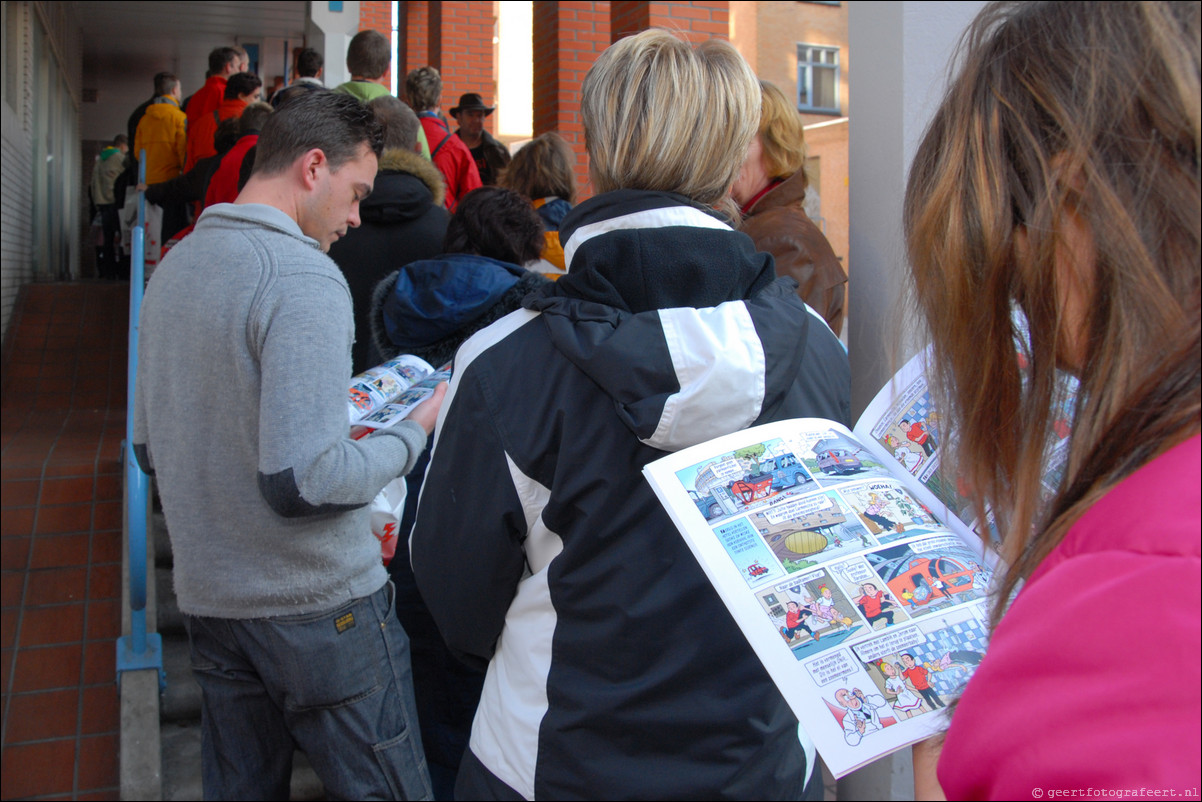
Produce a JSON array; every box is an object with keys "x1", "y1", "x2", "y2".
[
  {"x1": 269, "y1": 596, "x2": 389, "y2": 712},
  {"x1": 372, "y1": 727, "x2": 434, "y2": 801}
]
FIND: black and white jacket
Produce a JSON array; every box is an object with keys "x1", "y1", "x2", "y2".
[{"x1": 411, "y1": 190, "x2": 850, "y2": 800}]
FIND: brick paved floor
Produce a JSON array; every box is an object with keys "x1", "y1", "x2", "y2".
[{"x1": 2, "y1": 282, "x2": 129, "y2": 800}]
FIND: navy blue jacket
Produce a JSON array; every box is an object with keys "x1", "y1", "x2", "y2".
[{"x1": 411, "y1": 190, "x2": 850, "y2": 799}]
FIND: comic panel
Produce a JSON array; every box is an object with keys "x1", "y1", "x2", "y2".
[
  {"x1": 781, "y1": 427, "x2": 893, "y2": 487},
  {"x1": 804, "y1": 648, "x2": 904, "y2": 748},
  {"x1": 672, "y1": 438, "x2": 819, "y2": 525},
  {"x1": 755, "y1": 568, "x2": 864, "y2": 657},
  {"x1": 868, "y1": 381, "x2": 943, "y2": 479},
  {"x1": 711, "y1": 516, "x2": 788, "y2": 588},
  {"x1": 747, "y1": 491, "x2": 879, "y2": 572},
  {"x1": 849, "y1": 606, "x2": 989, "y2": 722},
  {"x1": 826, "y1": 556, "x2": 911, "y2": 633},
  {"x1": 864, "y1": 535, "x2": 992, "y2": 617},
  {"x1": 835, "y1": 480, "x2": 949, "y2": 546}
]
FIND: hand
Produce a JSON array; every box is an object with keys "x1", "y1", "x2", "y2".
[
  {"x1": 136, "y1": 182, "x2": 148, "y2": 193},
  {"x1": 407, "y1": 382, "x2": 447, "y2": 435},
  {"x1": 912, "y1": 737, "x2": 947, "y2": 801}
]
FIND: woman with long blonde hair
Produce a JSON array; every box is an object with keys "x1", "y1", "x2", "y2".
[{"x1": 905, "y1": 2, "x2": 1200, "y2": 797}]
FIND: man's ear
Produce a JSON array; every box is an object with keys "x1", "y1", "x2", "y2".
[{"x1": 298, "y1": 148, "x2": 328, "y2": 190}]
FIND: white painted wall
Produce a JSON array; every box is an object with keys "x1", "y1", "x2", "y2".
[
  {"x1": 847, "y1": 1, "x2": 987, "y2": 418},
  {"x1": 307, "y1": 0, "x2": 360, "y2": 90},
  {"x1": 1, "y1": 0, "x2": 84, "y2": 342},
  {"x1": 840, "y1": 2, "x2": 988, "y2": 793}
]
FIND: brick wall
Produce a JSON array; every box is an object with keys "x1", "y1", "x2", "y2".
[
  {"x1": 613, "y1": 1, "x2": 728, "y2": 44},
  {"x1": 533, "y1": 1, "x2": 610, "y2": 199},
  {"x1": 358, "y1": 0, "x2": 394, "y2": 88},
  {"x1": 402, "y1": 1, "x2": 429, "y2": 77},
  {"x1": 435, "y1": 1, "x2": 497, "y2": 131}
]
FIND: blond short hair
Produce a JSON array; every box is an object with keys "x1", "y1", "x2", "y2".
[
  {"x1": 758, "y1": 80, "x2": 807, "y2": 184},
  {"x1": 581, "y1": 29, "x2": 760, "y2": 204}
]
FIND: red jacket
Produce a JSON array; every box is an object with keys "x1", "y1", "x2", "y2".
[
  {"x1": 204, "y1": 134, "x2": 258, "y2": 208},
  {"x1": 419, "y1": 114, "x2": 481, "y2": 212},
  {"x1": 186, "y1": 97, "x2": 247, "y2": 172},
  {"x1": 186, "y1": 75, "x2": 227, "y2": 130}
]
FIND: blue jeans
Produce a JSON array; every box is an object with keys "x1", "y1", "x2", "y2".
[{"x1": 185, "y1": 582, "x2": 434, "y2": 801}]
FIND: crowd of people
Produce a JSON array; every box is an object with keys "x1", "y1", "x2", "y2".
[{"x1": 125, "y1": 2, "x2": 1199, "y2": 800}]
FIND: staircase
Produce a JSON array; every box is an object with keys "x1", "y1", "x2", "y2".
[{"x1": 149, "y1": 510, "x2": 324, "y2": 800}]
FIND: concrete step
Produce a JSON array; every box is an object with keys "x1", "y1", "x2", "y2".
[
  {"x1": 153, "y1": 510, "x2": 172, "y2": 565},
  {"x1": 156, "y1": 567, "x2": 183, "y2": 634},
  {"x1": 160, "y1": 720, "x2": 325, "y2": 800},
  {"x1": 160, "y1": 631, "x2": 200, "y2": 722}
]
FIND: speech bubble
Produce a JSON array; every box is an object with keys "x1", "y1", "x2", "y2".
[
  {"x1": 834, "y1": 559, "x2": 877, "y2": 585},
  {"x1": 852, "y1": 626, "x2": 926, "y2": 663},
  {"x1": 909, "y1": 534, "x2": 963, "y2": 553},
  {"x1": 708, "y1": 458, "x2": 745, "y2": 482},
  {"x1": 713, "y1": 518, "x2": 763, "y2": 556},
  {"x1": 805, "y1": 650, "x2": 858, "y2": 687},
  {"x1": 763, "y1": 494, "x2": 835, "y2": 525},
  {"x1": 794, "y1": 568, "x2": 827, "y2": 587}
]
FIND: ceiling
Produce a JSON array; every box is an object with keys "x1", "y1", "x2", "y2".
[{"x1": 75, "y1": 1, "x2": 308, "y2": 84}]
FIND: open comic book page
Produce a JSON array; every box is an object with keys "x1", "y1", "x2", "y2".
[
  {"x1": 347, "y1": 355, "x2": 451, "y2": 437},
  {"x1": 850, "y1": 350, "x2": 979, "y2": 541},
  {"x1": 853, "y1": 348, "x2": 1079, "y2": 544},
  {"x1": 643, "y1": 418, "x2": 996, "y2": 778}
]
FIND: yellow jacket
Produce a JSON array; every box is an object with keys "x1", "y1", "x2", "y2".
[{"x1": 134, "y1": 96, "x2": 186, "y2": 184}]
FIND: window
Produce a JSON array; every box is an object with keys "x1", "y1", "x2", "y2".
[{"x1": 797, "y1": 44, "x2": 839, "y2": 114}]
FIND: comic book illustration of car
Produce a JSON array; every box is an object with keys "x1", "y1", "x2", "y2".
[
  {"x1": 689, "y1": 490, "x2": 724, "y2": 521},
  {"x1": 812, "y1": 437, "x2": 864, "y2": 475},
  {"x1": 877, "y1": 555, "x2": 976, "y2": 607},
  {"x1": 730, "y1": 453, "x2": 814, "y2": 503},
  {"x1": 746, "y1": 561, "x2": 770, "y2": 578}
]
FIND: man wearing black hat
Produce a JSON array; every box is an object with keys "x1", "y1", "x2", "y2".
[{"x1": 451, "y1": 92, "x2": 511, "y2": 186}]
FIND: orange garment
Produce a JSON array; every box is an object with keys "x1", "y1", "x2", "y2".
[
  {"x1": 134, "y1": 96, "x2": 187, "y2": 184},
  {"x1": 186, "y1": 97, "x2": 247, "y2": 172}
]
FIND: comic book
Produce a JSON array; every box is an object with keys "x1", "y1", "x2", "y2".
[
  {"x1": 346, "y1": 354, "x2": 452, "y2": 440},
  {"x1": 642, "y1": 349, "x2": 1060, "y2": 778}
]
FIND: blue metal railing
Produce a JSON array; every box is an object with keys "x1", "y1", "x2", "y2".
[{"x1": 116, "y1": 152, "x2": 165, "y2": 689}]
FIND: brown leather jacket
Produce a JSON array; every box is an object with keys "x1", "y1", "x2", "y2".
[{"x1": 738, "y1": 170, "x2": 847, "y2": 336}]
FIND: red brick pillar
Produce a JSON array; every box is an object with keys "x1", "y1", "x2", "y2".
[
  {"x1": 533, "y1": 1, "x2": 611, "y2": 199},
  {"x1": 358, "y1": 0, "x2": 395, "y2": 88},
  {"x1": 400, "y1": 1, "x2": 430, "y2": 78},
  {"x1": 428, "y1": 1, "x2": 443, "y2": 72},
  {"x1": 611, "y1": 1, "x2": 729, "y2": 44},
  {"x1": 434, "y1": 1, "x2": 499, "y2": 129}
]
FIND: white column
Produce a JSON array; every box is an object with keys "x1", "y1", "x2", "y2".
[
  {"x1": 307, "y1": 0, "x2": 362, "y2": 90},
  {"x1": 841, "y1": 3, "x2": 986, "y2": 798},
  {"x1": 847, "y1": 0, "x2": 987, "y2": 420}
]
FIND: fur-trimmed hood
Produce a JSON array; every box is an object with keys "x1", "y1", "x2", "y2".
[
  {"x1": 376, "y1": 147, "x2": 446, "y2": 209},
  {"x1": 371, "y1": 253, "x2": 550, "y2": 368}
]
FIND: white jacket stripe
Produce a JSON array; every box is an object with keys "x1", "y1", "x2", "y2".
[
  {"x1": 469, "y1": 454, "x2": 563, "y2": 801},
  {"x1": 647, "y1": 302, "x2": 766, "y2": 451}
]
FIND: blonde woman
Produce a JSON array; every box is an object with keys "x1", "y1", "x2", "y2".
[
  {"x1": 410, "y1": 28, "x2": 849, "y2": 800},
  {"x1": 732, "y1": 80, "x2": 847, "y2": 336},
  {"x1": 904, "y1": 2, "x2": 1200, "y2": 798}
]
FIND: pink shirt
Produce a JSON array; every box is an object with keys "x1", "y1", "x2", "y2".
[{"x1": 939, "y1": 434, "x2": 1201, "y2": 800}]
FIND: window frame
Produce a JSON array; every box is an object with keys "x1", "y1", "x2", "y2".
[{"x1": 796, "y1": 43, "x2": 841, "y2": 115}]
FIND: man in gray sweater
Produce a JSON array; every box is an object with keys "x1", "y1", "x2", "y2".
[{"x1": 133, "y1": 92, "x2": 443, "y2": 801}]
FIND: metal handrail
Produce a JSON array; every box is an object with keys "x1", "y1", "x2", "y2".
[{"x1": 116, "y1": 151, "x2": 164, "y2": 689}]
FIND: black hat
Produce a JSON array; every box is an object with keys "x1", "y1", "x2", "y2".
[{"x1": 450, "y1": 92, "x2": 495, "y2": 116}]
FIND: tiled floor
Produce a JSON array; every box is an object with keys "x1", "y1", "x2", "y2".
[{"x1": 2, "y1": 282, "x2": 130, "y2": 800}]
